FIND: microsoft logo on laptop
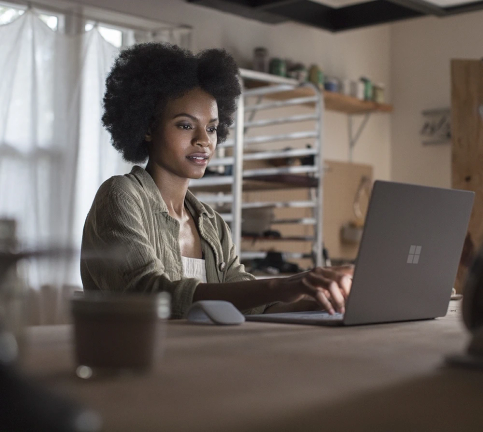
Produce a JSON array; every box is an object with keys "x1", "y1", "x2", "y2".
[{"x1": 407, "y1": 245, "x2": 422, "y2": 264}]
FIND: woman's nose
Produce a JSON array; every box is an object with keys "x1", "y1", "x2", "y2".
[{"x1": 193, "y1": 129, "x2": 213, "y2": 148}]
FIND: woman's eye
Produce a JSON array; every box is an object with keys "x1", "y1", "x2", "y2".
[
  {"x1": 208, "y1": 127, "x2": 217, "y2": 134},
  {"x1": 178, "y1": 124, "x2": 192, "y2": 130}
]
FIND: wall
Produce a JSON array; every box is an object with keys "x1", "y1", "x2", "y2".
[
  {"x1": 73, "y1": 0, "x2": 392, "y2": 180},
  {"x1": 391, "y1": 9, "x2": 483, "y2": 188}
]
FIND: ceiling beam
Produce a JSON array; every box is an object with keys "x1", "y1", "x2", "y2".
[
  {"x1": 187, "y1": 0, "x2": 289, "y2": 23},
  {"x1": 264, "y1": 0, "x2": 424, "y2": 31},
  {"x1": 252, "y1": 0, "x2": 304, "y2": 10},
  {"x1": 384, "y1": 0, "x2": 446, "y2": 16}
]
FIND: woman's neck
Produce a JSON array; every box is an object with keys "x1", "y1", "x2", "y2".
[{"x1": 145, "y1": 161, "x2": 190, "y2": 219}]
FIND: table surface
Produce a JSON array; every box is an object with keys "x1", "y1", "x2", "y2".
[{"x1": 22, "y1": 300, "x2": 483, "y2": 432}]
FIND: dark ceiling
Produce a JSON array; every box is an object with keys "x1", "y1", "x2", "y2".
[{"x1": 187, "y1": 0, "x2": 483, "y2": 31}]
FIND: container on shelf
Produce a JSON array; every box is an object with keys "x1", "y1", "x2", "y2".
[
  {"x1": 253, "y1": 47, "x2": 269, "y2": 73},
  {"x1": 373, "y1": 83, "x2": 385, "y2": 104},
  {"x1": 269, "y1": 58, "x2": 287, "y2": 77},
  {"x1": 350, "y1": 80, "x2": 365, "y2": 100},
  {"x1": 341, "y1": 79, "x2": 352, "y2": 96},
  {"x1": 360, "y1": 77, "x2": 373, "y2": 101},
  {"x1": 308, "y1": 64, "x2": 324, "y2": 90},
  {"x1": 324, "y1": 77, "x2": 339, "y2": 92},
  {"x1": 287, "y1": 63, "x2": 308, "y2": 82}
]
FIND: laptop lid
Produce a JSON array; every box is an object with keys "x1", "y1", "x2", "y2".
[{"x1": 343, "y1": 180, "x2": 474, "y2": 325}]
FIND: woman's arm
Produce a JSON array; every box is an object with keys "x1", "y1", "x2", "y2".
[
  {"x1": 208, "y1": 213, "x2": 353, "y2": 314},
  {"x1": 194, "y1": 266, "x2": 353, "y2": 315}
]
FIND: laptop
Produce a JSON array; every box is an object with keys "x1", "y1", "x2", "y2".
[{"x1": 246, "y1": 180, "x2": 474, "y2": 326}]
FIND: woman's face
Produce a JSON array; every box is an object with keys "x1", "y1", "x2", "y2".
[{"x1": 148, "y1": 87, "x2": 219, "y2": 180}]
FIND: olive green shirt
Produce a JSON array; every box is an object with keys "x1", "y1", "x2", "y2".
[{"x1": 80, "y1": 166, "x2": 266, "y2": 318}]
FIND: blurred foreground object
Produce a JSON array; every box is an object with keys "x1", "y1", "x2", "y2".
[
  {"x1": 0, "y1": 218, "x2": 127, "y2": 431},
  {"x1": 0, "y1": 245, "x2": 102, "y2": 431},
  {"x1": 0, "y1": 360, "x2": 102, "y2": 432},
  {"x1": 71, "y1": 291, "x2": 170, "y2": 379},
  {"x1": 447, "y1": 242, "x2": 483, "y2": 369},
  {"x1": 0, "y1": 219, "x2": 28, "y2": 361}
]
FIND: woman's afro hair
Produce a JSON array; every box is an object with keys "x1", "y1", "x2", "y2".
[{"x1": 102, "y1": 43, "x2": 241, "y2": 163}]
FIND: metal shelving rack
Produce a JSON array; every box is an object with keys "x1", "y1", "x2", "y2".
[{"x1": 190, "y1": 69, "x2": 325, "y2": 268}]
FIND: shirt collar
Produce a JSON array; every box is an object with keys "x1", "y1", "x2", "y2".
[{"x1": 130, "y1": 165, "x2": 214, "y2": 219}]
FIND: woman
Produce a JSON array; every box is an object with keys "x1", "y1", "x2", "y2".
[{"x1": 80, "y1": 43, "x2": 353, "y2": 319}]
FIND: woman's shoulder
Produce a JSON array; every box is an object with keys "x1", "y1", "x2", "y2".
[{"x1": 96, "y1": 174, "x2": 141, "y2": 202}]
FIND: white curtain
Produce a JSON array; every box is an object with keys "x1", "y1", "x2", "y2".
[
  {"x1": 0, "y1": 9, "x2": 192, "y2": 323},
  {"x1": 0, "y1": 10, "x2": 127, "y2": 297}
]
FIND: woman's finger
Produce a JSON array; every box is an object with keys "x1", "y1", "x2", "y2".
[
  {"x1": 318, "y1": 268, "x2": 352, "y2": 299},
  {"x1": 301, "y1": 277, "x2": 335, "y2": 314},
  {"x1": 326, "y1": 281, "x2": 346, "y2": 314},
  {"x1": 306, "y1": 270, "x2": 346, "y2": 312}
]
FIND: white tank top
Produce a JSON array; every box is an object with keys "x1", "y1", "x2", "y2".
[{"x1": 181, "y1": 256, "x2": 207, "y2": 283}]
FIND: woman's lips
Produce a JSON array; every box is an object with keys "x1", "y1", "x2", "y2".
[{"x1": 186, "y1": 154, "x2": 209, "y2": 166}]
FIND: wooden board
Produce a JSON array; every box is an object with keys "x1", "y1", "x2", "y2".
[
  {"x1": 451, "y1": 59, "x2": 483, "y2": 293},
  {"x1": 322, "y1": 160, "x2": 373, "y2": 261}
]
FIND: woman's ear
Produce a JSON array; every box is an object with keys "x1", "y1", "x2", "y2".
[{"x1": 145, "y1": 127, "x2": 153, "y2": 142}]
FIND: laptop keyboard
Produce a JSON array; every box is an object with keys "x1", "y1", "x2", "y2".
[{"x1": 263, "y1": 311, "x2": 344, "y2": 320}]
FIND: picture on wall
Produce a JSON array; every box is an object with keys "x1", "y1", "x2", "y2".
[{"x1": 420, "y1": 108, "x2": 451, "y2": 145}]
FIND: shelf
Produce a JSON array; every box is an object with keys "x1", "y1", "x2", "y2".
[
  {"x1": 242, "y1": 236, "x2": 314, "y2": 241},
  {"x1": 189, "y1": 174, "x2": 318, "y2": 193},
  {"x1": 204, "y1": 148, "x2": 318, "y2": 168},
  {"x1": 272, "y1": 218, "x2": 316, "y2": 224},
  {"x1": 324, "y1": 91, "x2": 393, "y2": 115},
  {"x1": 241, "y1": 68, "x2": 393, "y2": 115},
  {"x1": 240, "y1": 251, "x2": 312, "y2": 260}
]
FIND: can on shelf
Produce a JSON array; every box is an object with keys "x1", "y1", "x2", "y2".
[{"x1": 269, "y1": 58, "x2": 287, "y2": 77}]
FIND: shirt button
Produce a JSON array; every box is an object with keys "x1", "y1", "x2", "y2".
[{"x1": 219, "y1": 262, "x2": 226, "y2": 272}]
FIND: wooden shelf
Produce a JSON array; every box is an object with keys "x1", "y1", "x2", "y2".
[
  {"x1": 242, "y1": 69, "x2": 393, "y2": 115},
  {"x1": 323, "y1": 91, "x2": 392, "y2": 114}
]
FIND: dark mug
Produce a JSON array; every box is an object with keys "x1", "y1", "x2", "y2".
[{"x1": 71, "y1": 291, "x2": 170, "y2": 378}]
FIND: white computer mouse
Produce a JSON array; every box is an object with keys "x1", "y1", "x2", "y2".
[{"x1": 186, "y1": 301, "x2": 245, "y2": 325}]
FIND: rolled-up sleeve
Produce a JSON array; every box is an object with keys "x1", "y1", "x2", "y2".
[{"x1": 81, "y1": 187, "x2": 199, "y2": 319}]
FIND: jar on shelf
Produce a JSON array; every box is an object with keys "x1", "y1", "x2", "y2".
[
  {"x1": 350, "y1": 80, "x2": 365, "y2": 100},
  {"x1": 324, "y1": 77, "x2": 340, "y2": 92},
  {"x1": 308, "y1": 64, "x2": 324, "y2": 90},
  {"x1": 360, "y1": 77, "x2": 373, "y2": 101},
  {"x1": 341, "y1": 79, "x2": 352, "y2": 96},
  {"x1": 373, "y1": 83, "x2": 385, "y2": 104},
  {"x1": 253, "y1": 47, "x2": 269, "y2": 73}
]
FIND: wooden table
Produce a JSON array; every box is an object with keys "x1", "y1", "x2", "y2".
[{"x1": 22, "y1": 301, "x2": 483, "y2": 432}]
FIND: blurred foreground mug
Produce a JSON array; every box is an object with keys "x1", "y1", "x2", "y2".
[{"x1": 71, "y1": 292, "x2": 170, "y2": 378}]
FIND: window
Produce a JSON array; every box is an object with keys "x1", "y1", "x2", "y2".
[
  {"x1": 39, "y1": 13, "x2": 58, "y2": 30},
  {"x1": 0, "y1": 3, "x2": 25, "y2": 24},
  {"x1": 0, "y1": 2, "x2": 59, "y2": 30},
  {"x1": 85, "y1": 21, "x2": 125, "y2": 48}
]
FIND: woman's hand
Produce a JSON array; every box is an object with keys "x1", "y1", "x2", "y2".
[{"x1": 270, "y1": 265, "x2": 354, "y2": 314}]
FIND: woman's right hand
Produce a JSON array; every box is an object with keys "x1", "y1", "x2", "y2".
[{"x1": 270, "y1": 266, "x2": 353, "y2": 315}]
